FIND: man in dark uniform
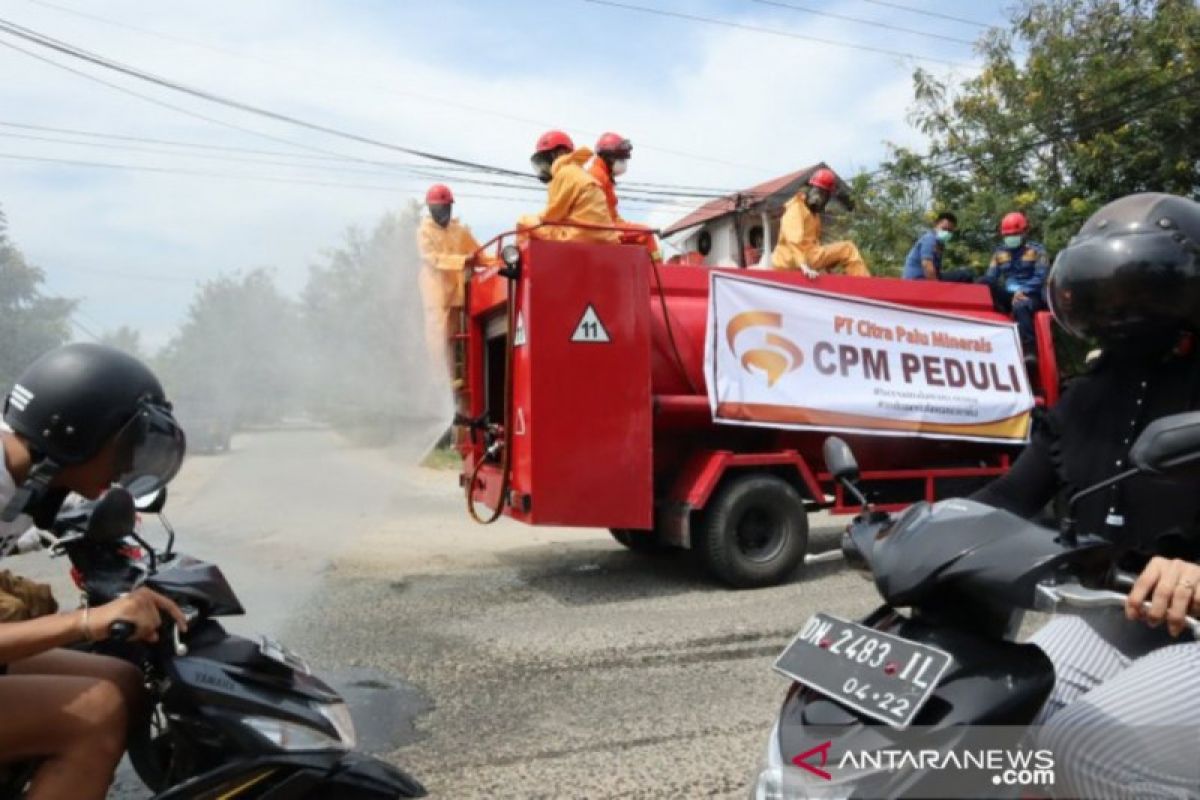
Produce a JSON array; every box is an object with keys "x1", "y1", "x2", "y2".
[{"x1": 980, "y1": 210, "x2": 1050, "y2": 354}]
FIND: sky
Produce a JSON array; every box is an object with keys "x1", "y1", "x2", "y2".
[{"x1": 0, "y1": 0, "x2": 1009, "y2": 349}]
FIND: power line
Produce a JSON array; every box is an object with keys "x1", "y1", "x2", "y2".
[
  {"x1": 0, "y1": 152, "x2": 703, "y2": 214},
  {"x1": 0, "y1": 118, "x2": 743, "y2": 193},
  {"x1": 746, "y1": 0, "x2": 976, "y2": 46},
  {"x1": 20, "y1": 0, "x2": 770, "y2": 172},
  {"x1": 862, "y1": 69, "x2": 1200, "y2": 183},
  {"x1": 0, "y1": 120, "x2": 745, "y2": 196},
  {"x1": 0, "y1": 130, "x2": 435, "y2": 174},
  {"x1": 861, "y1": 67, "x2": 1200, "y2": 181},
  {"x1": 0, "y1": 36, "x2": 464, "y2": 178},
  {"x1": 0, "y1": 17, "x2": 533, "y2": 178},
  {"x1": 0, "y1": 151, "x2": 521, "y2": 195},
  {"x1": 0, "y1": 129, "x2": 550, "y2": 191},
  {"x1": 926, "y1": 71, "x2": 1200, "y2": 176},
  {"x1": 580, "y1": 0, "x2": 972, "y2": 68},
  {"x1": 67, "y1": 314, "x2": 100, "y2": 340},
  {"x1": 0, "y1": 130, "x2": 732, "y2": 204},
  {"x1": 0, "y1": 38, "x2": 708, "y2": 204},
  {"x1": 853, "y1": 0, "x2": 990, "y2": 29},
  {"x1": 0, "y1": 119, "x2": 486, "y2": 170},
  {"x1": 0, "y1": 21, "x2": 742, "y2": 202}
]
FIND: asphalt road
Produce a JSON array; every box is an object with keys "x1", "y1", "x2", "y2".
[{"x1": 19, "y1": 428, "x2": 884, "y2": 799}]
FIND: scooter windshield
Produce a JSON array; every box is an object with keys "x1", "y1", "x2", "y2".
[{"x1": 861, "y1": 499, "x2": 1109, "y2": 609}]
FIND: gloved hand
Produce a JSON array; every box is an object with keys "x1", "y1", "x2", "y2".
[{"x1": 799, "y1": 263, "x2": 819, "y2": 280}]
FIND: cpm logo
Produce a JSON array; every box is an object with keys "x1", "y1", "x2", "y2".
[
  {"x1": 725, "y1": 311, "x2": 803, "y2": 387},
  {"x1": 792, "y1": 740, "x2": 833, "y2": 781}
]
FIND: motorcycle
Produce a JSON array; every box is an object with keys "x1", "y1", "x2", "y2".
[
  {"x1": 752, "y1": 411, "x2": 1200, "y2": 799},
  {"x1": 0, "y1": 487, "x2": 426, "y2": 800}
]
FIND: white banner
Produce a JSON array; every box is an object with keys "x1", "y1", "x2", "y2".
[{"x1": 704, "y1": 272, "x2": 1034, "y2": 444}]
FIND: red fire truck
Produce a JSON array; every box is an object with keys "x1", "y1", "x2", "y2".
[{"x1": 458, "y1": 173, "x2": 1061, "y2": 589}]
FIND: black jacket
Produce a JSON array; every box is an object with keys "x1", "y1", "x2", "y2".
[{"x1": 973, "y1": 345, "x2": 1200, "y2": 562}]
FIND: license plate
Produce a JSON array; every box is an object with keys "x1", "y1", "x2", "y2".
[
  {"x1": 259, "y1": 636, "x2": 310, "y2": 675},
  {"x1": 773, "y1": 613, "x2": 952, "y2": 730}
]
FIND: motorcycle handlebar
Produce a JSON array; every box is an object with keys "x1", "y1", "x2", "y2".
[
  {"x1": 104, "y1": 601, "x2": 199, "y2": 652},
  {"x1": 1037, "y1": 580, "x2": 1200, "y2": 638},
  {"x1": 1111, "y1": 569, "x2": 1137, "y2": 591},
  {"x1": 107, "y1": 620, "x2": 136, "y2": 642}
]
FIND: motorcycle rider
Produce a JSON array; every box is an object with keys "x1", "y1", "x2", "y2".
[
  {"x1": 972, "y1": 193, "x2": 1200, "y2": 798},
  {"x1": 0, "y1": 343, "x2": 187, "y2": 800}
]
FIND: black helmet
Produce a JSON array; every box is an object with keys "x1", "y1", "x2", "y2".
[
  {"x1": 2, "y1": 343, "x2": 185, "y2": 520},
  {"x1": 1047, "y1": 193, "x2": 1200, "y2": 344}
]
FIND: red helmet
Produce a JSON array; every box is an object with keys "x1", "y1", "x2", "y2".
[
  {"x1": 425, "y1": 184, "x2": 454, "y2": 205},
  {"x1": 808, "y1": 168, "x2": 837, "y2": 193},
  {"x1": 534, "y1": 130, "x2": 574, "y2": 154},
  {"x1": 595, "y1": 132, "x2": 632, "y2": 158},
  {"x1": 1000, "y1": 211, "x2": 1028, "y2": 236}
]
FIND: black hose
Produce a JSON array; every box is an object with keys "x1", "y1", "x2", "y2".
[{"x1": 466, "y1": 271, "x2": 517, "y2": 525}]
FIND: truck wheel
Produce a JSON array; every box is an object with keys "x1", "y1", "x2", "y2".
[
  {"x1": 700, "y1": 473, "x2": 808, "y2": 588},
  {"x1": 610, "y1": 529, "x2": 667, "y2": 554}
]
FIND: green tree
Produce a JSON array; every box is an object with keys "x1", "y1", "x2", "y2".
[
  {"x1": 98, "y1": 324, "x2": 145, "y2": 360},
  {"x1": 302, "y1": 203, "x2": 446, "y2": 443},
  {"x1": 0, "y1": 205, "x2": 76, "y2": 391},
  {"x1": 851, "y1": 0, "x2": 1200, "y2": 272},
  {"x1": 828, "y1": 169, "x2": 932, "y2": 277},
  {"x1": 158, "y1": 269, "x2": 301, "y2": 427}
]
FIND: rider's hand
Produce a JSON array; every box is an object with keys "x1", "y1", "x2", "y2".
[
  {"x1": 799, "y1": 263, "x2": 819, "y2": 280},
  {"x1": 91, "y1": 587, "x2": 188, "y2": 643},
  {"x1": 1013, "y1": 291, "x2": 1029, "y2": 303},
  {"x1": 1125, "y1": 556, "x2": 1200, "y2": 637}
]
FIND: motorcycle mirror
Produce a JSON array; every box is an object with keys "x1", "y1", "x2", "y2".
[
  {"x1": 823, "y1": 436, "x2": 860, "y2": 482},
  {"x1": 134, "y1": 487, "x2": 168, "y2": 514},
  {"x1": 86, "y1": 488, "x2": 136, "y2": 544},
  {"x1": 1129, "y1": 411, "x2": 1200, "y2": 474}
]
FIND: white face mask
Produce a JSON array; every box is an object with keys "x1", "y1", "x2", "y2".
[{"x1": 612, "y1": 159, "x2": 629, "y2": 177}]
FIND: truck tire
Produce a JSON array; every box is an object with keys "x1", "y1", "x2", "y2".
[
  {"x1": 700, "y1": 473, "x2": 808, "y2": 588},
  {"x1": 610, "y1": 529, "x2": 667, "y2": 554}
]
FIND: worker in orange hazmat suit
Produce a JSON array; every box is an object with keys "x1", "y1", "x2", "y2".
[
  {"x1": 771, "y1": 167, "x2": 870, "y2": 277},
  {"x1": 588, "y1": 131, "x2": 661, "y2": 262},
  {"x1": 417, "y1": 183, "x2": 494, "y2": 382},
  {"x1": 519, "y1": 130, "x2": 619, "y2": 244}
]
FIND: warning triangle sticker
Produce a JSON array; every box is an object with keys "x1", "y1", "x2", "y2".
[
  {"x1": 570, "y1": 304, "x2": 611, "y2": 343},
  {"x1": 514, "y1": 312, "x2": 527, "y2": 347}
]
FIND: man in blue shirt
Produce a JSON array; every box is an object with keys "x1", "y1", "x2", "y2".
[
  {"x1": 902, "y1": 212, "x2": 973, "y2": 282},
  {"x1": 981, "y1": 211, "x2": 1050, "y2": 354}
]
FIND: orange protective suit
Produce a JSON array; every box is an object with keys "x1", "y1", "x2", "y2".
[
  {"x1": 771, "y1": 192, "x2": 870, "y2": 276},
  {"x1": 587, "y1": 157, "x2": 662, "y2": 261},
  {"x1": 521, "y1": 148, "x2": 619, "y2": 244},
  {"x1": 417, "y1": 215, "x2": 487, "y2": 375}
]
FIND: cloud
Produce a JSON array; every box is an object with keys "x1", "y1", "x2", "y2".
[{"x1": 0, "y1": 0, "x2": 977, "y2": 349}]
